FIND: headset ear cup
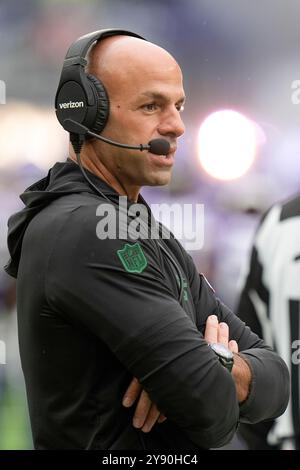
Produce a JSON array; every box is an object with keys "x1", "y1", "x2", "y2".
[{"x1": 87, "y1": 74, "x2": 109, "y2": 135}]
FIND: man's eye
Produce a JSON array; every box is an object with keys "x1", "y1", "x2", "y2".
[
  {"x1": 142, "y1": 103, "x2": 158, "y2": 112},
  {"x1": 177, "y1": 104, "x2": 185, "y2": 112}
]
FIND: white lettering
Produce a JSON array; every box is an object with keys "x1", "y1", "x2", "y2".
[
  {"x1": 184, "y1": 203, "x2": 205, "y2": 251},
  {"x1": 96, "y1": 204, "x2": 116, "y2": 239},
  {"x1": 291, "y1": 339, "x2": 300, "y2": 365},
  {"x1": 58, "y1": 101, "x2": 84, "y2": 109},
  {"x1": 95, "y1": 197, "x2": 205, "y2": 250},
  {"x1": 128, "y1": 203, "x2": 149, "y2": 239},
  {"x1": 151, "y1": 203, "x2": 183, "y2": 239},
  {"x1": 102, "y1": 455, "x2": 136, "y2": 467}
]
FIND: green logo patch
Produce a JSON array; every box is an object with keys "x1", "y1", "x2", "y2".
[{"x1": 117, "y1": 242, "x2": 148, "y2": 274}]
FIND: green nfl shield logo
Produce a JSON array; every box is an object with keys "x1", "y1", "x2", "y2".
[{"x1": 117, "y1": 242, "x2": 148, "y2": 274}]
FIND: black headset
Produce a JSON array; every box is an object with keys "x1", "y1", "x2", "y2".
[{"x1": 55, "y1": 29, "x2": 145, "y2": 138}]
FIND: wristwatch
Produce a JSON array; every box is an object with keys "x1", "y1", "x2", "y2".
[{"x1": 209, "y1": 343, "x2": 234, "y2": 373}]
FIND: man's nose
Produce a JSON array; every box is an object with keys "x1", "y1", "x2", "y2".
[{"x1": 158, "y1": 108, "x2": 185, "y2": 138}]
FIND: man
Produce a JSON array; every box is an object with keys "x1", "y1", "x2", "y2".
[
  {"x1": 236, "y1": 194, "x2": 300, "y2": 450},
  {"x1": 5, "y1": 31, "x2": 289, "y2": 450}
]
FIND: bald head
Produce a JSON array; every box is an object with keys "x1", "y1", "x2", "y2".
[
  {"x1": 78, "y1": 33, "x2": 185, "y2": 199},
  {"x1": 86, "y1": 35, "x2": 182, "y2": 95}
]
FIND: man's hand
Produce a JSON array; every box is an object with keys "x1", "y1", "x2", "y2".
[
  {"x1": 204, "y1": 314, "x2": 238, "y2": 352},
  {"x1": 122, "y1": 314, "x2": 252, "y2": 431},
  {"x1": 122, "y1": 377, "x2": 167, "y2": 433},
  {"x1": 205, "y1": 315, "x2": 252, "y2": 403}
]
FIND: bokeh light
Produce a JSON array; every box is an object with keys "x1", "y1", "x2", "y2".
[{"x1": 197, "y1": 110, "x2": 257, "y2": 181}]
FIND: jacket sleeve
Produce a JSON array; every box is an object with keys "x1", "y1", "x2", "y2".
[
  {"x1": 46, "y1": 205, "x2": 239, "y2": 449},
  {"x1": 183, "y1": 248, "x2": 290, "y2": 425}
]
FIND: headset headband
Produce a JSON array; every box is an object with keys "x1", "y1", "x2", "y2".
[
  {"x1": 55, "y1": 28, "x2": 146, "y2": 134},
  {"x1": 65, "y1": 29, "x2": 144, "y2": 62}
]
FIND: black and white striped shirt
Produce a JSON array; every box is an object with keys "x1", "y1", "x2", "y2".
[{"x1": 237, "y1": 193, "x2": 300, "y2": 449}]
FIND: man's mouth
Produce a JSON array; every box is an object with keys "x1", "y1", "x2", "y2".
[
  {"x1": 161, "y1": 147, "x2": 176, "y2": 159},
  {"x1": 148, "y1": 148, "x2": 176, "y2": 167}
]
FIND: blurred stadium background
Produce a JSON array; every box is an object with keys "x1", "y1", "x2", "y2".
[{"x1": 0, "y1": 0, "x2": 300, "y2": 449}]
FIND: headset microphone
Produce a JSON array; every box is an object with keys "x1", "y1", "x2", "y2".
[{"x1": 63, "y1": 119, "x2": 170, "y2": 156}]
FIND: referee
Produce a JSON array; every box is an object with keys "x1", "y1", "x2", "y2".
[{"x1": 237, "y1": 193, "x2": 300, "y2": 449}]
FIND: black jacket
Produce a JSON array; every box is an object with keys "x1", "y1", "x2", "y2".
[{"x1": 5, "y1": 160, "x2": 289, "y2": 450}]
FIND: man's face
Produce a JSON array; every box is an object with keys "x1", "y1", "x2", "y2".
[{"x1": 94, "y1": 57, "x2": 185, "y2": 189}]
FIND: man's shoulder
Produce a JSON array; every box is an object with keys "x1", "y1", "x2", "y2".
[
  {"x1": 45, "y1": 195, "x2": 160, "y2": 263},
  {"x1": 258, "y1": 193, "x2": 300, "y2": 230},
  {"x1": 280, "y1": 193, "x2": 300, "y2": 222},
  {"x1": 40, "y1": 191, "x2": 113, "y2": 228}
]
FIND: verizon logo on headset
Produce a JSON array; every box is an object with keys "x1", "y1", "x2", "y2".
[{"x1": 59, "y1": 101, "x2": 84, "y2": 109}]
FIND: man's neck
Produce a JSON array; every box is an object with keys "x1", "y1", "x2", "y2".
[{"x1": 69, "y1": 144, "x2": 140, "y2": 202}]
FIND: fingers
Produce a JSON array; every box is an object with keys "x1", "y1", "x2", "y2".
[
  {"x1": 132, "y1": 389, "x2": 152, "y2": 429},
  {"x1": 132, "y1": 390, "x2": 166, "y2": 433},
  {"x1": 140, "y1": 404, "x2": 161, "y2": 433},
  {"x1": 204, "y1": 315, "x2": 219, "y2": 344},
  {"x1": 122, "y1": 377, "x2": 142, "y2": 407},
  {"x1": 229, "y1": 340, "x2": 239, "y2": 353},
  {"x1": 218, "y1": 322, "x2": 229, "y2": 347},
  {"x1": 141, "y1": 406, "x2": 167, "y2": 433},
  {"x1": 204, "y1": 315, "x2": 238, "y2": 351},
  {"x1": 122, "y1": 378, "x2": 167, "y2": 433}
]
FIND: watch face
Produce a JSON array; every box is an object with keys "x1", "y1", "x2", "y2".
[{"x1": 209, "y1": 343, "x2": 234, "y2": 360}]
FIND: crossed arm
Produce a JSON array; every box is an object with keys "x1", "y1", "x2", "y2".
[
  {"x1": 52, "y1": 214, "x2": 289, "y2": 446},
  {"x1": 122, "y1": 314, "x2": 252, "y2": 433}
]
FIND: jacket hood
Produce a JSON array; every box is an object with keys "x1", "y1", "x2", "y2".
[{"x1": 4, "y1": 159, "x2": 118, "y2": 278}]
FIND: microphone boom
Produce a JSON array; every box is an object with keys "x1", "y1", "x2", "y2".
[{"x1": 64, "y1": 119, "x2": 170, "y2": 155}]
